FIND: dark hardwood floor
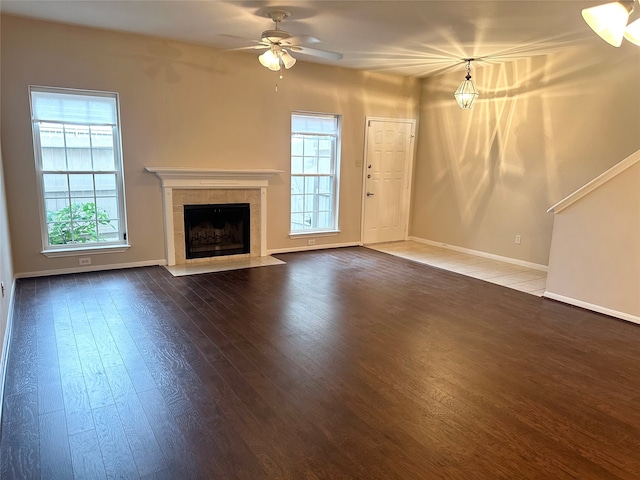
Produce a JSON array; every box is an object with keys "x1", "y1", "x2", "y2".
[{"x1": 1, "y1": 247, "x2": 639, "y2": 479}]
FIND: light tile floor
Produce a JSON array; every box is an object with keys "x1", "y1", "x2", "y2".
[{"x1": 366, "y1": 241, "x2": 547, "y2": 297}]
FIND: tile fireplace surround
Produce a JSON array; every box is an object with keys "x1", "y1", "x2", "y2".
[{"x1": 145, "y1": 168, "x2": 282, "y2": 266}]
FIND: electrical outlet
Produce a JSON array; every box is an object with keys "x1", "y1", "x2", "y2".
[
  {"x1": 307, "y1": 239, "x2": 316, "y2": 246},
  {"x1": 79, "y1": 257, "x2": 92, "y2": 266},
  {"x1": 515, "y1": 234, "x2": 521, "y2": 245}
]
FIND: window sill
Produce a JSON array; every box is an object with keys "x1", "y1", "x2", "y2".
[
  {"x1": 41, "y1": 244, "x2": 131, "y2": 258},
  {"x1": 289, "y1": 230, "x2": 340, "y2": 239}
]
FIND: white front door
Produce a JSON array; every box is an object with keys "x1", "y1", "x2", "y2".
[{"x1": 362, "y1": 119, "x2": 415, "y2": 245}]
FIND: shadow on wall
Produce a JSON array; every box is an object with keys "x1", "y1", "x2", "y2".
[{"x1": 420, "y1": 47, "x2": 634, "y2": 234}]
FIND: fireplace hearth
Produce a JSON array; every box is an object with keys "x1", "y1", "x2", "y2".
[{"x1": 184, "y1": 203, "x2": 250, "y2": 259}]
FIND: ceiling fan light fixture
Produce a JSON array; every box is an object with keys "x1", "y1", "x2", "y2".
[
  {"x1": 259, "y1": 49, "x2": 281, "y2": 71},
  {"x1": 581, "y1": 1, "x2": 634, "y2": 47},
  {"x1": 454, "y1": 60, "x2": 479, "y2": 109},
  {"x1": 624, "y1": 16, "x2": 640, "y2": 44}
]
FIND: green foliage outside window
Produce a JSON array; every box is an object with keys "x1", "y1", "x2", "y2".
[{"x1": 46, "y1": 202, "x2": 114, "y2": 245}]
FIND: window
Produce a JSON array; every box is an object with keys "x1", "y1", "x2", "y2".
[
  {"x1": 29, "y1": 86, "x2": 128, "y2": 256},
  {"x1": 290, "y1": 112, "x2": 341, "y2": 234}
]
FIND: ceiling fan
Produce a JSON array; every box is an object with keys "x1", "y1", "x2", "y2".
[{"x1": 242, "y1": 9, "x2": 343, "y2": 74}]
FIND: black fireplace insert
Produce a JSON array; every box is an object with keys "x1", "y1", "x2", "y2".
[{"x1": 183, "y1": 203, "x2": 250, "y2": 259}]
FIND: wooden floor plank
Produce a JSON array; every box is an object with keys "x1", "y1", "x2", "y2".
[
  {"x1": 2, "y1": 247, "x2": 640, "y2": 479},
  {"x1": 39, "y1": 409, "x2": 73, "y2": 479}
]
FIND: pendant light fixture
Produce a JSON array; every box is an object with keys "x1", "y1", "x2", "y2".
[
  {"x1": 454, "y1": 59, "x2": 479, "y2": 109},
  {"x1": 581, "y1": 0, "x2": 636, "y2": 47}
]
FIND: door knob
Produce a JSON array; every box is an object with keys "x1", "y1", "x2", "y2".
[{"x1": 366, "y1": 192, "x2": 375, "y2": 197}]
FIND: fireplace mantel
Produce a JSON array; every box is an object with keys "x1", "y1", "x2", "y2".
[
  {"x1": 146, "y1": 167, "x2": 282, "y2": 265},
  {"x1": 145, "y1": 167, "x2": 283, "y2": 189}
]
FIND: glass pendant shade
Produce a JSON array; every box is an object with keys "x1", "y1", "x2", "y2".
[
  {"x1": 280, "y1": 50, "x2": 296, "y2": 69},
  {"x1": 259, "y1": 49, "x2": 281, "y2": 71},
  {"x1": 454, "y1": 77, "x2": 479, "y2": 109},
  {"x1": 624, "y1": 17, "x2": 640, "y2": 45},
  {"x1": 581, "y1": 2, "x2": 633, "y2": 47}
]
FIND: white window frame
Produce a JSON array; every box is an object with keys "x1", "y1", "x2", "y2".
[
  {"x1": 29, "y1": 86, "x2": 130, "y2": 257},
  {"x1": 290, "y1": 111, "x2": 341, "y2": 236}
]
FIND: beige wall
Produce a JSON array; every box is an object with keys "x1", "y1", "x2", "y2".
[
  {"x1": 0, "y1": 15, "x2": 419, "y2": 275},
  {"x1": 545, "y1": 158, "x2": 640, "y2": 321},
  {"x1": 0, "y1": 142, "x2": 15, "y2": 374},
  {"x1": 411, "y1": 45, "x2": 640, "y2": 266}
]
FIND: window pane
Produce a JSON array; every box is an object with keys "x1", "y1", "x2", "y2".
[
  {"x1": 65, "y1": 126, "x2": 92, "y2": 170},
  {"x1": 45, "y1": 198, "x2": 70, "y2": 224},
  {"x1": 41, "y1": 148, "x2": 67, "y2": 171},
  {"x1": 303, "y1": 156, "x2": 317, "y2": 174},
  {"x1": 318, "y1": 138, "x2": 332, "y2": 156},
  {"x1": 291, "y1": 194, "x2": 304, "y2": 213},
  {"x1": 48, "y1": 222, "x2": 73, "y2": 245},
  {"x1": 319, "y1": 176, "x2": 333, "y2": 193},
  {"x1": 72, "y1": 221, "x2": 98, "y2": 243},
  {"x1": 318, "y1": 157, "x2": 331, "y2": 174},
  {"x1": 318, "y1": 212, "x2": 332, "y2": 229},
  {"x1": 43, "y1": 174, "x2": 69, "y2": 198},
  {"x1": 303, "y1": 137, "x2": 318, "y2": 155},
  {"x1": 292, "y1": 114, "x2": 338, "y2": 134},
  {"x1": 304, "y1": 212, "x2": 316, "y2": 228},
  {"x1": 91, "y1": 126, "x2": 115, "y2": 170},
  {"x1": 304, "y1": 176, "x2": 318, "y2": 194},
  {"x1": 40, "y1": 124, "x2": 67, "y2": 170},
  {"x1": 318, "y1": 195, "x2": 332, "y2": 211},
  {"x1": 69, "y1": 174, "x2": 95, "y2": 198},
  {"x1": 96, "y1": 197, "x2": 119, "y2": 220},
  {"x1": 292, "y1": 136, "x2": 304, "y2": 156},
  {"x1": 304, "y1": 194, "x2": 316, "y2": 211},
  {"x1": 94, "y1": 174, "x2": 116, "y2": 196},
  {"x1": 39, "y1": 123, "x2": 65, "y2": 148},
  {"x1": 291, "y1": 176, "x2": 304, "y2": 194},
  {"x1": 291, "y1": 213, "x2": 305, "y2": 228},
  {"x1": 291, "y1": 157, "x2": 303, "y2": 174}
]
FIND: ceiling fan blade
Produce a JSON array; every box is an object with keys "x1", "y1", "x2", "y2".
[
  {"x1": 283, "y1": 35, "x2": 321, "y2": 45},
  {"x1": 289, "y1": 45, "x2": 343, "y2": 60},
  {"x1": 226, "y1": 45, "x2": 269, "y2": 51}
]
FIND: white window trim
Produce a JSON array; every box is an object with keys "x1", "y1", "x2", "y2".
[
  {"x1": 29, "y1": 85, "x2": 129, "y2": 256},
  {"x1": 290, "y1": 111, "x2": 342, "y2": 235},
  {"x1": 289, "y1": 230, "x2": 340, "y2": 239},
  {"x1": 42, "y1": 244, "x2": 131, "y2": 258}
]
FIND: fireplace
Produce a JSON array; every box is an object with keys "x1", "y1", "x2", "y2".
[
  {"x1": 144, "y1": 167, "x2": 282, "y2": 266},
  {"x1": 184, "y1": 203, "x2": 250, "y2": 259}
]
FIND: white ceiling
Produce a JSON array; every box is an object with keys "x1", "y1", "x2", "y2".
[{"x1": 0, "y1": 0, "x2": 622, "y2": 77}]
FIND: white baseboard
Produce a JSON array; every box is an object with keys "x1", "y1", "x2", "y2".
[
  {"x1": 543, "y1": 291, "x2": 640, "y2": 325},
  {"x1": 15, "y1": 259, "x2": 167, "y2": 279},
  {"x1": 0, "y1": 278, "x2": 17, "y2": 425},
  {"x1": 408, "y1": 236, "x2": 548, "y2": 272},
  {"x1": 268, "y1": 241, "x2": 361, "y2": 255}
]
